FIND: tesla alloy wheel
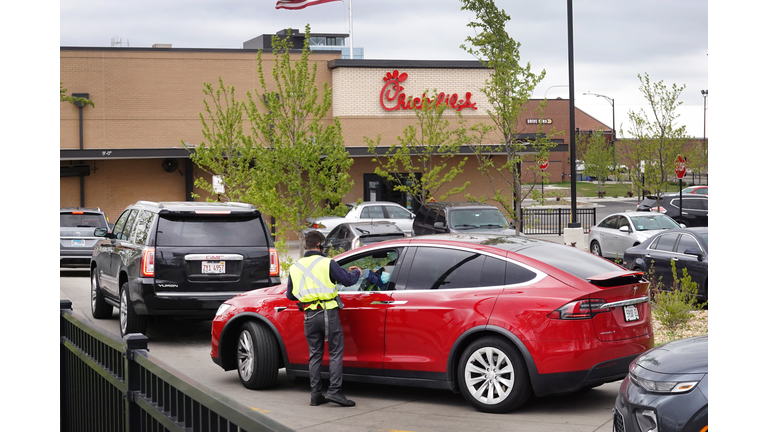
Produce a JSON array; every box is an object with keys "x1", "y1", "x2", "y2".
[
  {"x1": 237, "y1": 321, "x2": 279, "y2": 390},
  {"x1": 90, "y1": 271, "x2": 113, "y2": 319},
  {"x1": 458, "y1": 337, "x2": 531, "y2": 413}
]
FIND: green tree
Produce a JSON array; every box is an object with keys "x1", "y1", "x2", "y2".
[
  {"x1": 60, "y1": 83, "x2": 94, "y2": 107},
  {"x1": 580, "y1": 128, "x2": 613, "y2": 194},
  {"x1": 459, "y1": 0, "x2": 554, "y2": 230},
  {"x1": 244, "y1": 25, "x2": 353, "y2": 257},
  {"x1": 364, "y1": 90, "x2": 471, "y2": 206},
  {"x1": 621, "y1": 73, "x2": 688, "y2": 205},
  {"x1": 187, "y1": 25, "x2": 353, "y2": 258},
  {"x1": 187, "y1": 79, "x2": 255, "y2": 203}
]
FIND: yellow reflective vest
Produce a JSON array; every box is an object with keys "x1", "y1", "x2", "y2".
[{"x1": 289, "y1": 255, "x2": 338, "y2": 310}]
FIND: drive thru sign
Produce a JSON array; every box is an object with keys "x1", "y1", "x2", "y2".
[{"x1": 674, "y1": 155, "x2": 686, "y2": 179}]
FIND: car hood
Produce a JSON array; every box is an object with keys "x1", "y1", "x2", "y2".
[
  {"x1": 60, "y1": 227, "x2": 98, "y2": 237},
  {"x1": 635, "y1": 335, "x2": 708, "y2": 374}
]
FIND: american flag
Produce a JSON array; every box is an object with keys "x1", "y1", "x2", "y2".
[{"x1": 275, "y1": 0, "x2": 342, "y2": 10}]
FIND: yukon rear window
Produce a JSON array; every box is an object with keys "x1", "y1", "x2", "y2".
[
  {"x1": 155, "y1": 215, "x2": 268, "y2": 247},
  {"x1": 60, "y1": 213, "x2": 108, "y2": 228}
]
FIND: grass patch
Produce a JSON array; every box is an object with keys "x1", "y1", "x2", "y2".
[{"x1": 534, "y1": 181, "x2": 634, "y2": 198}]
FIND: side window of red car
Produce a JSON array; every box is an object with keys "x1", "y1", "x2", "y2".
[{"x1": 406, "y1": 247, "x2": 486, "y2": 290}]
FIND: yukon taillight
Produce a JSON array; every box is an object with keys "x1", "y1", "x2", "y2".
[
  {"x1": 142, "y1": 248, "x2": 155, "y2": 277},
  {"x1": 269, "y1": 247, "x2": 280, "y2": 277},
  {"x1": 548, "y1": 299, "x2": 607, "y2": 320}
]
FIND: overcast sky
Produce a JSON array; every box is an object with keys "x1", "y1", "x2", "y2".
[{"x1": 60, "y1": 0, "x2": 709, "y2": 139}]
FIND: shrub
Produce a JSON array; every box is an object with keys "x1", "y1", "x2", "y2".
[{"x1": 649, "y1": 260, "x2": 706, "y2": 341}]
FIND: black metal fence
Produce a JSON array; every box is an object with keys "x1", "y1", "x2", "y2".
[
  {"x1": 520, "y1": 207, "x2": 596, "y2": 235},
  {"x1": 60, "y1": 299, "x2": 294, "y2": 432}
]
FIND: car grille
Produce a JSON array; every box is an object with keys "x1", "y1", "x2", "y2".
[{"x1": 613, "y1": 409, "x2": 625, "y2": 432}]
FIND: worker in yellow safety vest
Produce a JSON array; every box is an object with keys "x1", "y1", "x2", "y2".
[{"x1": 286, "y1": 230, "x2": 362, "y2": 407}]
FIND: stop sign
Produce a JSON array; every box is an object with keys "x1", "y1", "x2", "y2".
[
  {"x1": 674, "y1": 155, "x2": 686, "y2": 179},
  {"x1": 538, "y1": 158, "x2": 549, "y2": 170}
]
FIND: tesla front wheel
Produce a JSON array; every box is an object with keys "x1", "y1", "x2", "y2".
[
  {"x1": 90, "y1": 271, "x2": 113, "y2": 319},
  {"x1": 237, "y1": 321, "x2": 279, "y2": 389},
  {"x1": 458, "y1": 337, "x2": 531, "y2": 413}
]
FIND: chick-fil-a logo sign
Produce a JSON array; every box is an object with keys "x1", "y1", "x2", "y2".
[{"x1": 379, "y1": 70, "x2": 478, "y2": 112}]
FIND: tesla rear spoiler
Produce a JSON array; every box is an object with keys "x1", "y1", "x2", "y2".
[{"x1": 586, "y1": 270, "x2": 644, "y2": 287}]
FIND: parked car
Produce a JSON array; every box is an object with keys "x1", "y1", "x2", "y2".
[
  {"x1": 321, "y1": 221, "x2": 405, "y2": 254},
  {"x1": 623, "y1": 227, "x2": 708, "y2": 302},
  {"x1": 90, "y1": 200, "x2": 281, "y2": 337},
  {"x1": 211, "y1": 233, "x2": 653, "y2": 413},
  {"x1": 412, "y1": 201, "x2": 520, "y2": 236},
  {"x1": 60, "y1": 207, "x2": 110, "y2": 268},
  {"x1": 681, "y1": 185, "x2": 708, "y2": 195},
  {"x1": 306, "y1": 201, "x2": 415, "y2": 237},
  {"x1": 588, "y1": 212, "x2": 682, "y2": 260},
  {"x1": 636, "y1": 193, "x2": 707, "y2": 227},
  {"x1": 614, "y1": 336, "x2": 708, "y2": 432}
]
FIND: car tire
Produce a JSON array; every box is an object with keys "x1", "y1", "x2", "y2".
[
  {"x1": 90, "y1": 271, "x2": 113, "y2": 319},
  {"x1": 237, "y1": 321, "x2": 279, "y2": 390},
  {"x1": 590, "y1": 241, "x2": 602, "y2": 257},
  {"x1": 458, "y1": 336, "x2": 531, "y2": 413},
  {"x1": 119, "y1": 283, "x2": 148, "y2": 337}
]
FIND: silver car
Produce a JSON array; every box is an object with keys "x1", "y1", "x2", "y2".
[
  {"x1": 306, "y1": 201, "x2": 415, "y2": 237},
  {"x1": 60, "y1": 207, "x2": 110, "y2": 268},
  {"x1": 588, "y1": 211, "x2": 681, "y2": 260}
]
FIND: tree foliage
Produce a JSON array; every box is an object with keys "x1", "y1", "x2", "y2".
[
  {"x1": 619, "y1": 73, "x2": 689, "y2": 201},
  {"x1": 580, "y1": 128, "x2": 613, "y2": 193},
  {"x1": 60, "y1": 83, "x2": 94, "y2": 107},
  {"x1": 460, "y1": 0, "x2": 554, "y2": 230},
  {"x1": 187, "y1": 25, "x2": 353, "y2": 257},
  {"x1": 364, "y1": 90, "x2": 471, "y2": 206}
]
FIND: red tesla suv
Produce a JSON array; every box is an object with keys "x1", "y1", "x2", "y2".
[{"x1": 210, "y1": 234, "x2": 653, "y2": 413}]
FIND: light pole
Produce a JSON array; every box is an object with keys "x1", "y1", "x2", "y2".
[
  {"x1": 701, "y1": 90, "x2": 708, "y2": 142},
  {"x1": 583, "y1": 92, "x2": 615, "y2": 147}
]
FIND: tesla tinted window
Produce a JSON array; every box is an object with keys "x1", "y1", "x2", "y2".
[
  {"x1": 407, "y1": 247, "x2": 486, "y2": 289},
  {"x1": 155, "y1": 215, "x2": 268, "y2": 247},
  {"x1": 505, "y1": 261, "x2": 537, "y2": 285},
  {"x1": 515, "y1": 244, "x2": 620, "y2": 280},
  {"x1": 480, "y1": 256, "x2": 506, "y2": 286}
]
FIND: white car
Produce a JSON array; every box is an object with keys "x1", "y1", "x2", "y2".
[
  {"x1": 587, "y1": 211, "x2": 682, "y2": 260},
  {"x1": 306, "y1": 202, "x2": 415, "y2": 237}
]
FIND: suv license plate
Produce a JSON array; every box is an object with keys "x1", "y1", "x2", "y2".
[
  {"x1": 71, "y1": 239, "x2": 86, "y2": 247},
  {"x1": 623, "y1": 304, "x2": 639, "y2": 322},
  {"x1": 202, "y1": 261, "x2": 226, "y2": 274}
]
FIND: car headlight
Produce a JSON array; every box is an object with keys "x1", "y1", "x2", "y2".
[
  {"x1": 629, "y1": 364, "x2": 700, "y2": 393},
  {"x1": 215, "y1": 303, "x2": 234, "y2": 318}
]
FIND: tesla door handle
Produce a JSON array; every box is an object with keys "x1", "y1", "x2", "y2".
[
  {"x1": 371, "y1": 300, "x2": 408, "y2": 305},
  {"x1": 274, "y1": 307, "x2": 287, "y2": 312}
]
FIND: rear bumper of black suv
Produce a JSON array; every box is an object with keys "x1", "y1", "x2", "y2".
[{"x1": 129, "y1": 277, "x2": 281, "y2": 318}]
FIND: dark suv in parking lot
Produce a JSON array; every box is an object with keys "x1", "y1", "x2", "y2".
[
  {"x1": 637, "y1": 193, "x2": 708, "y2": 227},
  {"x1": 90, "y1": 201, "x2": 281, "y2": 336},
  {"x1": 60, "y1": 207, "x2": 110, "y2": 268},
  {"x1": 412, "y1": 201, "x2": 519, "y2": 236}
]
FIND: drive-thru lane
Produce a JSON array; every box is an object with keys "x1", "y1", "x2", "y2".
[{"x1": 61, "y1": 270, "x2": 620, "y2": 432}]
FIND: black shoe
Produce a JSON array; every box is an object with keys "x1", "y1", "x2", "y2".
[
  {"x1": 325, "y1": 393, "x2": 355, "y2": 407},
  {"x1": 310, "y1": 395, "x2": 328, "y2": 406}
]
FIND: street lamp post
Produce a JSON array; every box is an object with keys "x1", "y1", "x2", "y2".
[
  {"x1": 701, "y1": 90, "x2": 708, "y2": 142},
  {"x1": 583, "y1": 92, "x2": 615, "y2": 147}
]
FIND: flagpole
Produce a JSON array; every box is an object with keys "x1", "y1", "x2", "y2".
[{"x1": 348, "y1": 0, "x2": 353, "y2": 58}]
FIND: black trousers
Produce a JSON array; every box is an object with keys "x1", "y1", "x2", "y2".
[{"x1": 304, "y1": 307, "x2": 344, "y2": 398}]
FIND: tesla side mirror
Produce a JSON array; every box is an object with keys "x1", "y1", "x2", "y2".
[{"x1": 619, "y1": 226, "x2": 630, "y2": 233}]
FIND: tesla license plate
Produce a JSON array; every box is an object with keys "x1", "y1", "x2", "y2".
[
  {"x1": 202, "y1": 261, "x2": 226, "y2": 274},
  {"x1": 71, "y1": 239, "x2": 86, "y2": 247},
  {"x1": 623, "y1": 304, "x2": 639, "y2": 322}
]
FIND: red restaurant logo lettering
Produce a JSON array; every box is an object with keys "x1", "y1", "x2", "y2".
[{"x1": 379, "y1": 70, "x2": 477, "y2": 112}]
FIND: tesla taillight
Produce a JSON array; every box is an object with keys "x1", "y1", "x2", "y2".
[
  {"x1": 142, "y1": 248, "x2": 155, "y2": 277},
  {"x1": 269, "y1": 247, "x2": 280, "y2": 276},
  {"x1": 548, "y1": 299, "x2": 608, "y2": 320}
]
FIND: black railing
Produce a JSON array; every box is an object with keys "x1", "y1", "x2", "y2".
[
  {"x1": 520, "y1": 207, "x2": 596, "y2": 235},
  {"x1": 60, "y1": 299, "x2": 295, "y2": 432}
]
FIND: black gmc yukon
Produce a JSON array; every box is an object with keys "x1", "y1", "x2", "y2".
[{"x1": 89, "y1": 201, "x2": 281, "y2": 336}]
